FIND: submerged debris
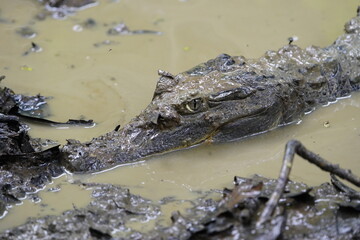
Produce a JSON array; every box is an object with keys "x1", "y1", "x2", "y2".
[
  {"x1": 107, "y1": 22, "x2": 162, "y2": 36},
  {"x1": 93, "y1": 39, "x2": 119, "y2": 47},
  {"x1": 72, "y1": 18, "x2": 97, "y2": 32},
  {"x1": 23, "y1": 42, "x2": 43, "y2": 56},
  {"x1": 82, "y1": 18, "x2": 97, "y2": 28},
  {"x1": 15, "y1": 26, "x2": 37, "y2": 39},
  {"x1": 38, "y1": 0, "x2": 98, "y2": 19},
  {"x1": 0, "y1": 13, "x2": 15, "y2": 24}
]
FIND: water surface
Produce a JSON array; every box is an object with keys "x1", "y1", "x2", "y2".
[{"x1": 0, "y1": 0, "x2": 359, "y2": 232}]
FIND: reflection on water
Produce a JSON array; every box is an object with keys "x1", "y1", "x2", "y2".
[{"x1": 0, "y1": 0, "x2": 359, "y2": 232}]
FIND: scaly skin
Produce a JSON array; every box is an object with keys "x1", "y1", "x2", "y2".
[{"x1": 62, "y1": 10, "x2": 360, "y2": 173}]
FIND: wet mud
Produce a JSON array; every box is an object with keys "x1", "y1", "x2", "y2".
[
  {"x1": 0, "y1": 84, "x2": 64, "y2": 218},
  {"x1": 0, "y1": 174, "x2": 359, "y2": 239}
]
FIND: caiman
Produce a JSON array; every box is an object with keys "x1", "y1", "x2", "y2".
[{"x1": 62, "y1": 9, "x2": 360, "y2": 173}]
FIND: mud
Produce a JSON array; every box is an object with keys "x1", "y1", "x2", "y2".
[
  {"x1": 0, "y1": 183, "x2": 160, "y2": 240},
  {"x1": 0, "y1": 84, "x2": 77, "y2": 218},
  {"x1": 0, "y1": 113, "x2": 63, "y2": 218},
  {"x1": 0, "y1": 174, "x2": 359, "y2": 239},
  {"x1": 0, "y1": 115, "x2": 62, "y2": 218}
]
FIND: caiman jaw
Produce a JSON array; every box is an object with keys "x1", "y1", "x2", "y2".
[
  {"x1": 209, "y1": 105, "x2": 281, "y2": 143},
  {"x1": 61, "y1": 107, "x2": 209, "y2": 173}
]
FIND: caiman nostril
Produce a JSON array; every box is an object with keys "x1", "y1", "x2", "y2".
[{"x1": 156, "y1": 113, "x2": 180, "y2": 129}]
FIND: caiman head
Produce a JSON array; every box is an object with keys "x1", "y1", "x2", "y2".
[{"x1": 62, "y1": 54, "x2": 284, "y2": 172}]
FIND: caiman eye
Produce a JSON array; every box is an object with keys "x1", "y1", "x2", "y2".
[
  {"x1": 186, "y1": 98, "x2": 203, "y2": 112},
  {"x1": 178, "y1": 98, "x2": 206, "y2": 114}
]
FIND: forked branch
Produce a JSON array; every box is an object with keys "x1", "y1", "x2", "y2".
[{"x1": 257, "y1": 139, "x2": 360, "y2": 227}]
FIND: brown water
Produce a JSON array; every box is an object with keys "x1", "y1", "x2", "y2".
[{"x1": 0, "y1": 0, "x2": 360, "y2": 232}]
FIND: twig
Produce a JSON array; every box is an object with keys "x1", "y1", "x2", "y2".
[
  {"x1": 330, "y1": 173, "x2": 360, "y2": 199},
  {"x1": 257, "y1": 139, "x2": 360, "y2": 227}
]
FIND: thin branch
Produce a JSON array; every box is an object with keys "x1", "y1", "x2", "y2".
[
  {"x1": 257, "y1": 139, "x2": 360, "y2": 227},
  {"x1": 330, "y1": 173, "x2": 360, "y2": 199}
]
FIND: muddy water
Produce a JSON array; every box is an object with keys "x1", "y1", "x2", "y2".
[{"x1": 1, "y1": 0, "x2": 360, "y2": 232}]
